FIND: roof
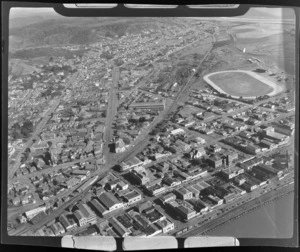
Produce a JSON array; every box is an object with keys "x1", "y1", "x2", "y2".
[
  {"x1": 129, "y1": 101, "x2": 165, "y2": 107},
  {"x1": 98, "y1": 192, "x2": 120, "y2": 209},
  {"x1": 109, "y1": 217, "x2": 128, "y2": 236},
  {"x1": 123, "y1": 157, "x2": 143, "y2": 167},
  {"x1": 124, "y1": 190, "x2": 140, "y2": 200},
  {"x1": 161, "y1": 193, "x2": 176, "y2": 201},
  {"x1": 91, "y1": 199, "x2": 107, "y2": 214},
  {"x1": 176, "y1": 187, "x2": 191, "y2": 195}
]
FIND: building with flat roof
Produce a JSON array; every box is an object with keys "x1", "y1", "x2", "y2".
[
  {"x1": 144, "y1": 183, "x2": 166, "y2": 196},
  {"x1": 221, "y1": 166, "x2": 244, "y2": 179},
  {"x1": 176, "y1": 204, "x2": 196, "y2": 222},
  {"x1": 120, "y1": 157, "x2": 144, "y2": 171},
  {"x1": 123, "y1": 190, "x2": 142, "y2": 205}
]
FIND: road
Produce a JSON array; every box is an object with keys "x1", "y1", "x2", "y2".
[
  {"x1": 11, "y1": 40, "x2": 215, "y2": 235},
  {"x1": 177, "y1": 182, "x2": 294, "y2": 237},
  {"x1": 8, "y1": 72, "x2": 80, "y2": 179},
  {"x1": 103, "y1": 66, "x2": 120, "y2": 166}
]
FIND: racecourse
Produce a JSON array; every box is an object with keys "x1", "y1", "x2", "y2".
[{"x1": 203, "y1": 70, "x2": 284, "y2": 99}]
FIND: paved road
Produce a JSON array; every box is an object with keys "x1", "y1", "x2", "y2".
[
  {"x1": 8, "y1": 72, "x2": 80, "y2": 179},
  {"x1": 177, "y1": 182, "x2": 294, "y2": 237},
  {"x1": 103, "y1": 67, "x2": 120, "y2": 166}
]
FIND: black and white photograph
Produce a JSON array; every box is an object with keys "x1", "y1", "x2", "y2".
[{"x1": 2, "y1": 3, "x2": 298, "y2": 249}]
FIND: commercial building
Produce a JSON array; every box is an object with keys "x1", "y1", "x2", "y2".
[
  {"x1": 144, "y1": 183, "x2": 166, "y2": 196},
  {"x1": 240, "y1": 157, "x2": 263, "y2": 170},
  {"x1": 63, "y1": 177, "x2": 80, "y2": 189},
  {"x1": 206, "y1": 155, "x2": 223, "y2": 169},
  {"x1": 74, "y1": 203, "x2": 97, "y2": 227},
  {"x1": 120, "y1": 157, "x2": 144, "y2": 171},
  {"x1": 50, "y1": 222, "x2": 65, "y2": 236},
  {"x1": 130, "y1": 166, "x2": 150, "y2": 185},
  {"x1": 25, "y1": 206, "x2": 46, "y2": 220},
  {"x1": 90, "y1": 198, "x2": 109, "y2": 217},
  {"x1": 221, "y1": 166, "x2": 244, "y2": 179},
  {"x1": 129, "y1": 101, "x2": 165, "y2": 111},
  {"x1": 72, "y1": 169, "x2": 90, "y2": 176},
  {"x1": 109, "y1": 217, "x2": 130, "y2": 237},
  {"x1": 175, "y1": 187, "x2": 193, "y2": 200},
  {"x1": 98, "y1": 192, "x2": 124, "y2": 212},
  {"x1": 160, "y1": 193, "x2": 177, "y2": 204},
  {"x1": 176, "y1": 203, "x2": 196, "y2": 222},
  {"x1": 255, "y1": 164, "x2": 283, "y2": 177},
  {"x1": 122, "y1": 190, "x2": 142, "y2": 205},
  {"x1": 154, "y1": 218, "x2": 175, "y2": 233},
  {"x1": 59, "y1": 214, "x2": 77, "y2": 231}
]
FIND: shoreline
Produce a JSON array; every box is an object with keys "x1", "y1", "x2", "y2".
[{"x1": 201, "y1": 189, "x2": 294, "y2": 236}]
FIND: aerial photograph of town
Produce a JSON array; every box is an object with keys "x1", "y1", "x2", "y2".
[{"x1": 6, "y1": 6, "x2": 296, "y2": 239}]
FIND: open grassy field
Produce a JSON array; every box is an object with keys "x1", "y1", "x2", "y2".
[{"x1": 204, "y1": 70, "x2": 278, "y2": 98}]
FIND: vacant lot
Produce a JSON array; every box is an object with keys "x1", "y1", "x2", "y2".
[{"x1": 204, "y1": 71, "x2": 275, "y2": 97}]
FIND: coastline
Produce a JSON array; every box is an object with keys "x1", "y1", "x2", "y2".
[
  {"x1": 179, "y1": 182, "x2": 294, "y2": 238},
  {"x1": 202, "y1": 189, "x2": 294, "y2": 236}
]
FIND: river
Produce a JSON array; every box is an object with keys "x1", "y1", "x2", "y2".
[{"x1": 206, "y1": 192, "x2": 294, "y2": 238}]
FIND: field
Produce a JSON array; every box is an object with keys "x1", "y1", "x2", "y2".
[{"x1": 203, "y1": 70, "x2": 282, "y2": 98}]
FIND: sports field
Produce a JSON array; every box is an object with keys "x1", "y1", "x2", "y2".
[{"x1": 203, "y1": 70, "x2": 282, "y2": 98}]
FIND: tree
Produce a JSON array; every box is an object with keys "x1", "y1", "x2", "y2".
[
  {"x1": 149, "y1": 128, "x2": 160, "y2": 136},
  {"x1": 168, "y1": 147, "x2": 177, "y2": 154}
]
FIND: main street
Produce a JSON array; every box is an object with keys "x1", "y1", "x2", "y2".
[{"x1": 103, "y1": 66, "x2": 120, "y2": 166}]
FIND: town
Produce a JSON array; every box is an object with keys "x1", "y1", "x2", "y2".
[{"x1": 7, "y1": 16, "x2": 295, "y2": 238}]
